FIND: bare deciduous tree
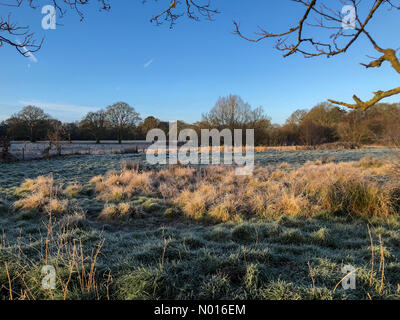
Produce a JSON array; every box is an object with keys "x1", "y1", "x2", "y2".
[
  {"x1": 106, "y1": 102, "x2": 141, "y2": 144},
  {"x1": 47, "y1": 121, "x2": 66, "y2": 156},
  {"x1": 146, "y1": 0, "x2": 219, "y2": 28},
  {"x1": 8, "y1": 106, "x2": 51, "y2": 142},
  {"x1": 139, "y1": 116, "x2": 161, "y2": 136},
  {"x1": 201, "y1": 94, "x2": 272, "y2": 145},
  {"x1": 81, "y1": 110, "x2": 107, "y2": 144},
  {"x1": 202, "y1": 95, "x2": 257, "y2": 131},
  {"x1": 337, "y1": 110, "x2": 373, "y2": 145},
  {"x1": 286, "y1": 109, "x2": 308, "y2": 126}
]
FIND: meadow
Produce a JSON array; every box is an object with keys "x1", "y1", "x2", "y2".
[{"x1": 0, "y1": 147, "x2": 399, "y2": 300}]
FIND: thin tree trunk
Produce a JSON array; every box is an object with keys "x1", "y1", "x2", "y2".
[{"x1": 30, "y1": 126, "x2": 34, "y2": 143}]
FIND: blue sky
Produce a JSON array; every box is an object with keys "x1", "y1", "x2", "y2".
[{"x1": 1, "y1": 1, "x2": 399, "y2": 124}]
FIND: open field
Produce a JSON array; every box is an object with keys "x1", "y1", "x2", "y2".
[
  {"x1": 5, "y1": 141, "x2": 152, "y2": 161},
  {"x1": 2, "y1": 141, "x2": 364, "y2": 161},
  {"x1": 0, "y1": 148, "x2": 399, "y2": 300}
]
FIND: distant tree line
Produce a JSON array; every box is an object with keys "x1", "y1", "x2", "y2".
[{"x1": 1, "y1": 95, "x2": 400, "y2": 146}]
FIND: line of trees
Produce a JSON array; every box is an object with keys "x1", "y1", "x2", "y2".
[
  {"x1": 1, "y1": 95, "x2": 400, "y2": 146},
  {"x1": 269, "y1": 102, "x2": 400, "y2": 147}
]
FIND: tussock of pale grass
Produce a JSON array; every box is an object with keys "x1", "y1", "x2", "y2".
[
  {"x1": 15, "y1": 176, "x2": 60, "y2": 198},
  {"x1": 46, "y1": 199, "x2": 69, "y2": 214},
  {"x1": 64, "y1": 184, "x2": 83, "y2": 197},
  {"x1": 99, "y1": 202, "x2": 143, "y2": 221},
  {"x1": 93, "y1": 165, "x2": 196, "y2": 203},
  {"x1": 14, "y1": 192, "x2": 48, "y2": 212},
  {"x1": 89, "y1": 157, "x2": 400, "y2": 222},
  {"x1": 175, "y1": 184, "x2": 217, "y2": 220},
  {"x1": 13, "y1": 176, "x2": 78, "y2": 215},
  {"x1": 95, "y1": 171, "x2": 153, "y2": 202},
  {"x1": 89, "y1": 175, "x2": 103, "y2": 185},
  {"x1": 175, "y1": 159, "x2": 399, "y2": 221},
  {"x1": 273, "y1": 193, "x2": 307, "y2": 216},
  {"x1": 279, "y1": 162, "x2": 290, "y2": 169}
]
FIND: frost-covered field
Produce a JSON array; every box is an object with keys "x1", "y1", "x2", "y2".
[
  {"x1": 0, "y1": 147, "x2": 399, "y2": 300},
  {"x1": 6, "y1": 142, "x2": 152, "y2": 161},
  {"x1": 0, "y1": 147, "x2": 392, "y2": 190}
]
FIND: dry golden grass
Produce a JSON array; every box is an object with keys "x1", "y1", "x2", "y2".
[
  {"x1": 94, "y1": 165, "x2": 196, "y2": 203},
  {"x1": 13, "y1": 176, "x2": 83, "y2": 215},
  {"x1": 14, "y1": 192, "x2": 48, "y2": 212},
  {"x1": 46, "y1": 199, "x2": 69, "y2": 215},
  {"x1": 89, "y1": 157, "x2": 400, "y2": 222},
  {"x1": 89, "y1": 175, "x2": 103, "y2": 185},
  {"x1": 64, "y1": 184, "x2": 83, "y2": 197},
  {"x1": 98, "y1": 202, "x2": 143, "y2": 221},
  {"x1": 2, "y1": 216, "x2": 104, "y2": 300}
]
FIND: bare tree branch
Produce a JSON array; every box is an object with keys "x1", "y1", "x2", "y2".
[
  {"x1": 233, "y1": 0, "x2": 400, "y2": 110},
  {"x1": 146, "y1": 0, "x2": 219, "y2": 28},
  {"x1": 0, "y1": 0, "x2": 111, "y2": 56}
]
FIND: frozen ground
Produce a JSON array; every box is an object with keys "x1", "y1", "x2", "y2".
[
  {"x1": 6, "y1": 141, "x2": 152, "y2": 160},
  {"x1": 0, "y1": 147, "x2": 399, "y2": 300}
]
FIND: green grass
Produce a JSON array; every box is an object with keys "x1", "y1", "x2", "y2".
[{"x1": 1, "y1": 204, "x2": 399, "y2": 300}]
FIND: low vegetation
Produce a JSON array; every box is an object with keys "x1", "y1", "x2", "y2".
[
  {"x1": 88, "y1": 157, "x2": 400, "y2": 223},
  {"x1": 13, "y1": 176, "x2": 83, "y2": 216},
  {"x1": 2, "y1": 100, "x2": 400, "y2": 149},
  {"x1": 0, "y1": 151, "x2": 399, "y2": 300}
]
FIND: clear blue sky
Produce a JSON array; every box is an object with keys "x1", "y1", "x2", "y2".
[{"x1": 1, "y1": 1, "x2": 399, "y2": 124}]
